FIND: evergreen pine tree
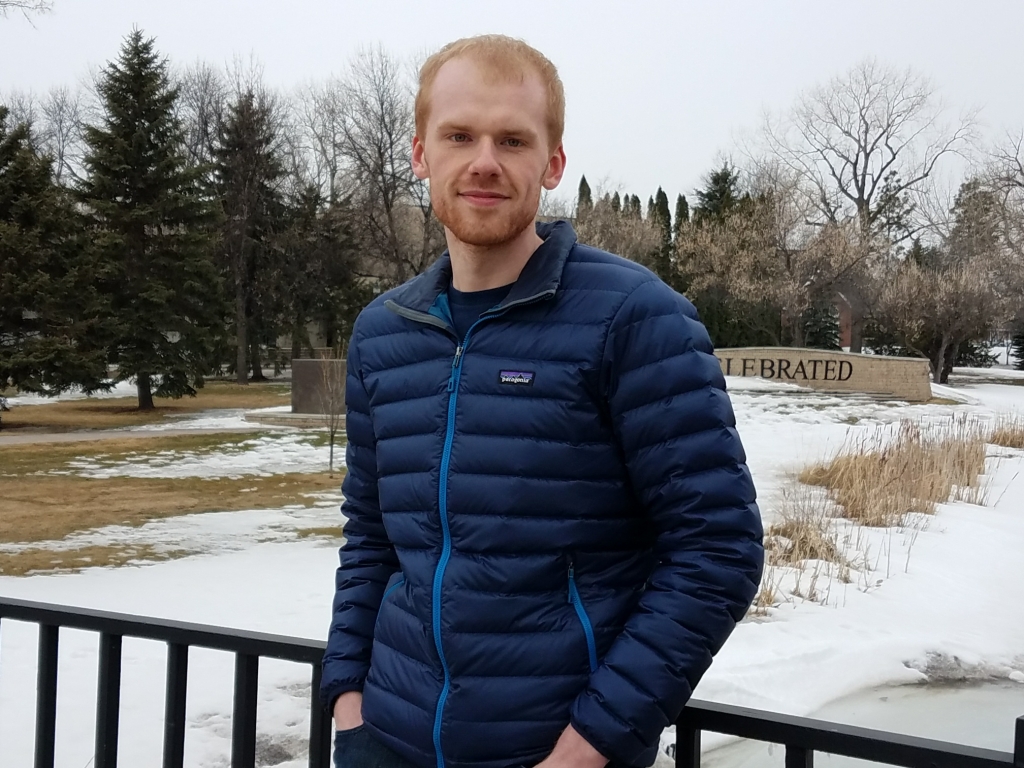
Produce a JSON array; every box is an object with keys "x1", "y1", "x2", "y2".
[
  {"x1": 693, "y1": 163, "x2": 742, "y2": 225},
  {"x1": 801, "y1": 302, "x2": 841, "y2": 350},
  {"x1": 673, "y1": 193, "x2": 689, "y2": 241},
  {"x1": 1012, "y1": 325, "x2": 1024, "y2": 371},
  {"x1": 648, "y1": 187, "x2": 673, "y2": 286},
  {"x1": 0, "y1": 106, "x2": 108, "y2": 409},
  {"x1": 646, "y1": 195, "x2": 655, "y2": 220},
  {"x1": 212, "y1": 87, "x2": 287, "y2": 383},
  {"x1": 610, "y1": 191, "x2": 621, "y2": 214},
  {"x1": 80, "y1": 29, "x2": 223, "y2": 410},
  {"x1": 577, "y1": 174, "x2": 592, "y2": 217}
]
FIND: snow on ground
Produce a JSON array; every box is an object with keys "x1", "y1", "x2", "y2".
[
  {"x1": 4, "y1": 379, "x2": 140, "y2": 406},
  {"x1": 55, "y1": 430, "x2": 336, "y2": 480},
  {"x1": 127, "y1": 405, "x2": 292, "y2": 433},
  {"x1": 2, "y1": 369, "x2": 1024, "y2": 766}
]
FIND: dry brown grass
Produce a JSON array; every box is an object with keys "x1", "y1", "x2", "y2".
[
  {"x1": 1, "y1": 432, "x2": 268, "y2": 475},
  {"x1": 2, "y1": 381, "x2": 290, "y2": 432},
  {"x1": 765, "y1": 486, "x2": 844, "y2": 566},
  {"x1": 0, "y1": 429, "x2": 343, "y2": 575},
  {"x1": 0, "y1": 544, "x2": 191, "y2": 576},
  {"x1": 989, "y1": 413, "x2": 1024, "y2": 449},
  {"x1": 0, "y1": 473, "x2": 342, "y2": 548},
  {"x1": 800, "y1": 416, "x2": 990, "y2": 527}
]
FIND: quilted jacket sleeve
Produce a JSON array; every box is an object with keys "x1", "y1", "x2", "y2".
[
  {"x1": 569, "y1": 278, "x2": 764, "y2": 764},
  {"x1": 319, "y1": 334, "x2": 399, "y2": 710}
]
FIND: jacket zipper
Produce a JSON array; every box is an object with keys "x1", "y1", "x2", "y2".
[
  {"x1": 568, "y1": 561, "x2": 598, "y2": 673},
  {"x1": 388, "y1": 290, "x2": 557, "y2": 768},
  {"x1": 432, "y1": 316, "x2": 486, "y2": 768}
]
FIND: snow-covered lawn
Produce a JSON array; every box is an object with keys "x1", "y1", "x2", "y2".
[
  {"x1": 56, "y1": 430, "x2": 336, "y2": 480},
  {"x1": 1, "y1": 371, "x2": 1023, "y2": 766}
]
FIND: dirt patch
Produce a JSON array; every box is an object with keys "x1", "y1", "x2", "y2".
[
  {"x1": 0, "y1": 543, "x2": 192, "y2": 576},
  {"x1": 294, "y1": 525, "x2": 344, "y2": 540},
  {"x1": 2, "y1": 381, "x2": 290, "y2": 432}
]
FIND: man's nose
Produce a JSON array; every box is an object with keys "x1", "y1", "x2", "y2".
[{"x1": 467, "y1": 139, "x2": 501, "y2": 176}]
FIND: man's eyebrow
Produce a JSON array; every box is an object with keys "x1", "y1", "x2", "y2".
[{"x1": 434, "y1": 121, "x2": 539, "y2": 139}]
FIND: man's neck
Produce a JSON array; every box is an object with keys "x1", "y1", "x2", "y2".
[{"x1": 447, "y1": 224, "x2": 543, "y2": 292}]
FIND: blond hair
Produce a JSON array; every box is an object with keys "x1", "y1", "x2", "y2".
[{"x1": 416, "y1": 35, "x2": 565, "y2": 149}]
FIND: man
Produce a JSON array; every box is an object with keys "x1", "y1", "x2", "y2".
[{"x1": 321, "y1": 35, "x2": 763, "y2": 768}]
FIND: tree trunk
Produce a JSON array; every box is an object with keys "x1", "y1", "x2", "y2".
[
  {"x1": 849, "y1": 310, "x2": 864, "y2": 353},
  {"x1": 234, "y1": 277, "x2": 247, "y2": 386},
  {"x1": 791, "y1": 315, "x2": 805, "y2": 348},
  {"x1": 249, "y1": 339, "x2": 266, "y2": 382},
  {"x1": 931, "y1": 337, "x2": 949, "y2": 384},
  {"x1": 137, "y1": 373, "x2": 155, "y2": 411}
]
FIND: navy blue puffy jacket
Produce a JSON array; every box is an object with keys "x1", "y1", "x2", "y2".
[{"x1": 321, "y1": 221, "x2": 763, "y2": 768}]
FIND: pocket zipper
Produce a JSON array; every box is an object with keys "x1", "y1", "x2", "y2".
[{"x1": 567, "y1": 562, "x2": 598, "y2": 673}]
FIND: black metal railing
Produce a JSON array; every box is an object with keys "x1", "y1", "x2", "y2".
[
  {"x1": 0, "y1": 596, "x2": 332, "y2": 768},
  {"x1": 674, "y1": 698, "x2": 1023, "y2": 768},
  {"x1": 1, "y1": 596, "x2": 1021, "y2": 768}
]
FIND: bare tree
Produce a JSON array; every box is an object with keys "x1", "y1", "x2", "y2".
[
  {"x1": 679, "y1": 166, "x2": 863, "y2": 346},
  {"x1": 177, "y1": 61, "x2": 227, "y2": 170},
  {"x1": 574, "y1": 192, "x2": 661, "y2": 267},
  {"x1": 762, "y1": 59, "x2": 976, "y2": 350},
  {"x1": 317, "y1": 353, "x2": 346, "y2": 475},
  {"x1": 989, "y1": 131, "x2": 1024, "y2": 271},
  {"x1": 38, "y1": 86, "x2": 85, "y2": 184},
  {"x1": 875, "y1": 262, "x2": 1003, "y2": 382},
  {"x1": 289, "y1": 77, "x2": 349, "y2": 203},
  {"x1": 4, "y1": 89, "x2": 40, "y2": 129},
  {"x1": 0, "y1": 0, "x2": 52, "y2": 18},
  {"x1": 339, "y1": 47, "x2": 438, "y2": 286}
]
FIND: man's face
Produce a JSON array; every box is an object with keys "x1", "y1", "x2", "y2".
[{"x1": 412, "y1": 57, "x2": 566, "y2": 248}]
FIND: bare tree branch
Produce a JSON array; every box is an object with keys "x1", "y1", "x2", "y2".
[{"x1": 0, "y1": 0, "x2": 53, "y2": 19}]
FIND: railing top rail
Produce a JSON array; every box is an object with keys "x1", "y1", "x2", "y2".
[
  {"x1": 682, "y1": 698, "x2": 1018, "y2": 767},
  {"x1": 0, "y1": 596, "x2": 325, "y2": 664}
]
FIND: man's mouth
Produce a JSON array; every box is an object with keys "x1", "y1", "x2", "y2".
[{"x1": 459, "y1": 190, "x2": 509, "y2": 206}]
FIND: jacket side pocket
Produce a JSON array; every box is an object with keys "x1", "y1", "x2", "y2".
[{"x1": 567, "y1": 562, "x2": 598, "y2": 673}]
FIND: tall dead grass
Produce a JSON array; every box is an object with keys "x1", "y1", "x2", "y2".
[
  {"x1": 989, "y1": 413, "x2": 1024, "y2": 450},
  {"x1": 799, "y1": 415, "x2": 990, "y2": 527}
]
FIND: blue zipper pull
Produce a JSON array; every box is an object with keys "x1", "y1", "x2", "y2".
[
  {"x1": 446, "y1": 345, "x2": 463, "y2": 392},
  {"x1": 567, "y1": 562, "x2": 575, "y2": 604}
]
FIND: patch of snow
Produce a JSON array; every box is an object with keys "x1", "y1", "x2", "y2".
[{"x1": 56, "y1": 433, "x2": 339, "y2": 479}]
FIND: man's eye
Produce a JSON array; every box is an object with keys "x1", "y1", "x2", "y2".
[
  {"x1": 451, "y1": 134, "x2": 469, "y2": 143},
  {"x1": 504, "y1": 138, "x2": 524, "y2": 147}
]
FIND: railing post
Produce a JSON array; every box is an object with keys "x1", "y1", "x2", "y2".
[
  {"x1": 675, "y1": 708, "x2": 701, "y2": 768},
  {"x1": 786, "y1": 745, "x2": 813, "y2": 767},
  {"x1": 1014, "y1": 714, "x2": 1023, "y2": 768},
  {"x1": 34, "y1": 624, "x2": 59, "y2": 768},
  {"x1": 163, "y1": 642, "x2": 189, "y2": 768},
  {"x1": 308, "y1": 663, "x2": 331, "y2": 768},
  {"x1": 231, "y1": 652, "x2": 259, "y2": 768},
  {"x1": 95, "y1": 633, "x2": 123, "y2": 768}
]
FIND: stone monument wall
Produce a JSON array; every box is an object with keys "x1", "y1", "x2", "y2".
[{"x1": 714, "y1": 347, "x2": 932, "y2": 402}]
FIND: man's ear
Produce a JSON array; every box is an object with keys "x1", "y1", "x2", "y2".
[
  {"x1": 412, "y1": 135, "x2": 429, "y2": 180},
  {"x1": 542, "y1": 143, "x2": 567, "y2": 191}
]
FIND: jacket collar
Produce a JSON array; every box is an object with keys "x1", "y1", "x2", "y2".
[{"x1": 386, "y1": 220, "x2": 578, "y2": 315}]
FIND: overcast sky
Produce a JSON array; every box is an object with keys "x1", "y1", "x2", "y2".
[{"x1": 3, "y1": 0, "x2": 1023, "y2": 206}]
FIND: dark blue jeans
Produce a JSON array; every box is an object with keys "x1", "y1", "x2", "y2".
[
  {"x1": 333, "y1": 725, "x2": 417, "y2": 768},
  {"x1": 333, "y1": 726, "x2": 631, "y2": 768}
]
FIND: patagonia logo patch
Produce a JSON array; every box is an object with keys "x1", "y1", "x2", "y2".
[{"x1": 499, "y1": 370, "x2": 535, "y2": 386}]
